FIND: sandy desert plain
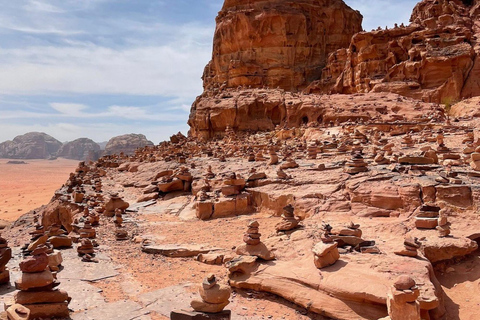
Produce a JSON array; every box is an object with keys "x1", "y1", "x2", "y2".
[{"x1": 0, "y1": 159, "x2": 79, "y2": 224}]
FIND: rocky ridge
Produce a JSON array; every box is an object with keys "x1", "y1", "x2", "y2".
[{"x1": 308, "y1": 0, "x2": 480, "y2": 103}]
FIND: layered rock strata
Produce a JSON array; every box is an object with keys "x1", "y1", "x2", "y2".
[{"x1": 202, "y1": 0, "x2": 362, "y2": 92}]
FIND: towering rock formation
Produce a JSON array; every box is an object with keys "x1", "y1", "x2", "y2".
[
  {"x1": 202, "y1": 0, "x2": 363, "y2": 92},
  {"x1": 57, "y1": 138, "x2": 101, "y2": 161},
  {"x1": 104, "y1": 134, "x2": 154, "y2": 156},
  {"x1": 0, "y1": 132, "x2": 62, "y2": 159},
  {"x1": 308, "y1": 0, "x2": 480, "y2": 103}
]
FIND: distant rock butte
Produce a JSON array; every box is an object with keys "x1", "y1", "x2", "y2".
[
  {"x1": 202, "y1": 0, "x2": 362, "y2": 92},
  {"x1": 57, "y1": 138, "x2": 101, "y2": 161},
  {"x1": 104, "y1": 134, "x2": 154, "y2": 156},
  {"x1": 0, "y1": 132, "x2": 62, "y2": 160}
]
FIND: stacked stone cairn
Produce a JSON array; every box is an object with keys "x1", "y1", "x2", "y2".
[
  {"x1": 436, "y1": 206, "x2": 451, "y2": 237},
  {"x1": 313, "y1": 225, "x2": 340, "y2": 269},
  {"x1": 0, "y1": 234, "x2": 12, "y2": 285},
  {"x1": 14, "y1": 245, "x2": 71, "y2": 318},
  {"x1": 275, "y1": 204, "x2": 299, "y2": 232},
  {"x1": 414, "y1": 204, "x2": 440, "y2": 229},
  {"x1": 387, "y1": 276, "x2": 421, "y2": 320},
  {"x1": 268, "y1": 147, "x2": 278, "y2": 165},
  {"x1": 394, "y1": 237, "x2": 421, "y2": 258},
  {"x1": 235, "y1": 221, "x2": 275, "y2": 260},
  {"x1": 171, "y1": 274, "x2": 231, "y2": 320},
  {"x1": 307, "y1": 143, "x2": 318, "y2": 159},
  {"x1": 344, "y1": 149, "x2": 368, "y2": 174}
]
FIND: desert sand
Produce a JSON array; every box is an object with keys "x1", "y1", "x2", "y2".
[{"x1": 0, "y1": 158, "x2": 78, "y2": 222}]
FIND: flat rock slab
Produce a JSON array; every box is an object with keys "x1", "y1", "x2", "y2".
[
  {"x1": 142, "y1": 244, "x2": 221, "y2": 257},
  {"x1": 126, "y1": 200, "x2": 157, "y2": 212},
  {"x1": 138, "y1": 284, "x2": 194, "y2": 316},
  {"x1": 59, "y1": 250, "x2": 119, "y2": 282},
  {"x1": 71, "y1": 300, "x2": 149, "y2": 320}
]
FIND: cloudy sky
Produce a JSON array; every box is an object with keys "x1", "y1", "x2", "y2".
[{"x1": 0, "y1": 0, "x2": 418, "y2": 144}]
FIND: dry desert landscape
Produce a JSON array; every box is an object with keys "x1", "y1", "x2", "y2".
[{"x1": 3, "y1": 0, "x2": 480, "y2": 320}]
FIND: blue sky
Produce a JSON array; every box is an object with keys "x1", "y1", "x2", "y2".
[{"x1": 0, "y1": 0, "x2": 418, "y2": 143}]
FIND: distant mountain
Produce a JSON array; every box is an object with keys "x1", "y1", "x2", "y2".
[
  {"x1": 0, "y1": 132, "x2": 62, "y2": 159},
  {"x1": 104, "y1": 134, "x2": 154, "y2": 156},
  {"x1": 57, "y1": 138, "x2": 101, "y2": 161},
  {"x1": 97, "y1": 141, "x2": 108, "y2": 150},
  {"x1": 0, "y1": 132, "x2": 156, "y2": 160}
]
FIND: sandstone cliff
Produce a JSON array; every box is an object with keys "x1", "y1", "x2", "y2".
[
  {"x1": 0, "y1": 132, "x2": 62, "y2": 159},
  {"x1": 57, "y1": 138, "x2": 101, "y2": 161},
  {"x1": 189, "y1": 88, "x2": 444, "y2": 139},
  {"x1": 307, "y1": 0, "x2": 480, "y2": 103},
  {"x1": 104, "y1": 134, "x2": 154, "y2": 156},
  {"x1": 202, "y1": 0, "x2": 363, "y2": 92}
]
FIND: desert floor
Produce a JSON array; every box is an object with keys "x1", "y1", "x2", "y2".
[{"x1": 0, "y1": 158, "x2": 78, "y2": 223}]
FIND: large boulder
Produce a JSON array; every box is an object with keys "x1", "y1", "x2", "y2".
[
  {"x1": 104, "y1": 134, "x2": 154, "y2": 156},
  {"x1": 57, "y1": 138, "x2": 101, "y2": 161},
  {"x1": 0, "y1": 132, "x2": 62, "y2": 159}
]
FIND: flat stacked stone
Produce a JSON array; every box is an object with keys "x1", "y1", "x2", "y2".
[
  {"x1": 344, "y1": 151, "x2": 368, "y2": 174},
  {"x1": 275, "y1": 204, "x2": 299, "y2": 232},
  {"x1": 414, "y1": 204, "x2": 440, "y2": 229},
  {"x1": 268, "y1": 147, "x2": 279, "y2": 165},
  {"x1": 394, "y1": 237, "x2": 421, "y2": 258},
  {"x1": 374, "y1": 152, "x2": 390, "y2": 165},
  {"x1": 14, "y1": 245, "x2": 71, "y2": 319},
  {"x1": 436, "y1": 207, "x2": 451, "y2": 237},
  {"x1": 104, "y1": 193, "x2": 129, "y2": 217},
  {"x1": 0, "y1": 234, "x2": 12, "y2": 285},
  {"x1": 307, "y1": 143, "x2": 317, "y2": 159},
  {"x1": 190, "y1": 274, "x2": 231, "y2": 313},
  {"x1": 79, "y1": 221, "x2": 96, "y2": 239},
  {"x1": 77, "y1": 239, "x2": 95, "y2": 256},
  {"x1": 387, "y1": 276, "x2": 421, "y2": 320},
  {"x1": 236, "y1": 221, "x2": 275, "y2": 260}
]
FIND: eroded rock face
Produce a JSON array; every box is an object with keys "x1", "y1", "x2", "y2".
[
  {"x1": 189, "y1": 88, "x2": 444, "y2": 139},
  {"x1": 57, "y1": 138, "x2": 101, "y2": 161},
  {"x1": 308, "y1": 0, "x2": 480, "y2": 103},
  {"x1": 104, "y1": 134, "x2": 154, "y2": 156},
  {"x1": 0, "y1": 132, "x2": 62, "y2": 159},
  {"x1": 202, "y1": 0, "x2": 362, "y2": 92}
]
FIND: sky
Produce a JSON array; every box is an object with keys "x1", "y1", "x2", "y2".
[{"x1": 0, "y1": 0, "x2": 418, "y2": 144}]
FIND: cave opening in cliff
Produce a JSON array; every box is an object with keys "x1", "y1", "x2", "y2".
[
  {"x1": 462, "y1": 0, "x2": 473, "y2": 5},
  {"x1": 271, "y1": 106, "x2": 282, "y2": 125},
  {"x1": 301, "y1": 116, "x2": 309, "y2": 125}
]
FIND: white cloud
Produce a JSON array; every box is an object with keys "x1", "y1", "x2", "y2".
[
  {"x1": 0, "y1": 36, "x2": 211, "y2": 97},
  {"x1": 50, "y1": 103, "x2": 88, "y2": 115}
]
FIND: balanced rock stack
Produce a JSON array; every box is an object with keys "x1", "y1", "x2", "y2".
[
  {"x1": 0, "y1": 234, "x2": 12, "y2": 285},
  {"x1": 437, "y1": 207, "x2": 451, "y2": 237},
  {"x1": 236, "y1": 221, "x2": 275, "y2": 261},
  {"x1": 387, "y1": 276, "x2": 421, "y2": 320},
  {"x1": 394, "y1": 237, "x2": 421, "y2": 258},
  {"x1": 268, "y1": 147, "x2": 278, "y2": 165},
  {"x1": 414, "y1": 204, "x2": 440, "y2": 229},
  {"x1": 307, "y1": 143, "x2": 317, "y2": 159},
  {"x1": 14, "y1": 245, "x2": 71, "y2": 318},
  {"x1": 470, "y1": 146, "x2": 480, "y2": 171},
  {"x1": 191, "y1": 274, "x2": 231, "y2": 313},
  {"x1": 104, "y1": 193, "x2": 129, "y2": 217},
  {"x1": 275, "y1": 204, "x2": 299, "y2": 232},
  {"x1": 344, "y1": 150, "x2": 368, "y2": 174}
]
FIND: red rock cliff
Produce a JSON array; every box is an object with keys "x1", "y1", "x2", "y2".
[
  {"x1": 307, "y1": 0, "x2": 480, "y2": 103},
  {"x1": 202, "y1": 0, "x2": 363, "y2": 92}
]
